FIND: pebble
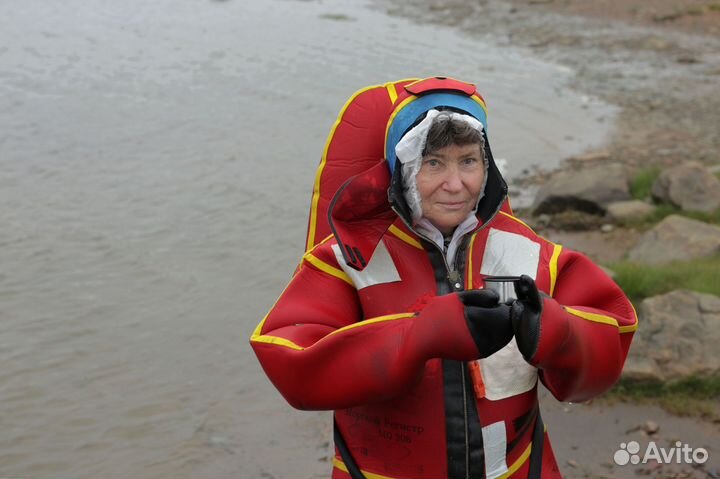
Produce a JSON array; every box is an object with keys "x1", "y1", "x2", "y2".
[
  {"x1": 643, "y1": 420, "x2": 660, "y2": 435},
  {"x1": 677, "y1": 56, "x2": 700, "y2": 64}
]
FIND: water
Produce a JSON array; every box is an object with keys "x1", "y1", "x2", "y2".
[{"x1": 0, "y1": 0, "x2": 615, "y2": 477}]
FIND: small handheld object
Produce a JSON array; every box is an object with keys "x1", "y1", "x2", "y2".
[
  {"x1": 482, "y1": 275, "x2": 522, "y2": 283},
  {"x1": 482, "y1": 275, "x2": 522, "y2": 303}
]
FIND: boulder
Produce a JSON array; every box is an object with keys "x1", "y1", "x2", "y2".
[
  {"x1": 532, "y1": 163, "x2": 631, "y2": 215},
  {"x1": 623, "y1": 290, "x2": 720, "y2": 382},
  {"x1": 606, "y1": 200, "x2": 656, "y2": 222},
  {"x1": 626, "y1": 215, "x2": 720, "y2": 264},
  {"x1": 650, "y1": 162, "x2": 720, "y2": 212},
  {"x1": 543, "y1": 210, "x2": 605, "y2": 231}
]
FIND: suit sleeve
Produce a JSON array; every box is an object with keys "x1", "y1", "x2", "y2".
[
  {"x1": 250, "y1": 244, "x2": 479, "y2": 410},
  {"x1": 533, "y1": 248, "x2": 638, "y2": 402}
]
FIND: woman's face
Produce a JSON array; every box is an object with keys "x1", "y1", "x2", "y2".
[{"x1": 416, "y1": 142, "x2": 485, "y2": 235}]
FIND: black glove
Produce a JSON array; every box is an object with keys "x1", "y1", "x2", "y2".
[
  {"x1": 510, "y1": 275, "x2": 544, "y2": 361},
  {"x1": 458, "y1": 289, "x2": 513, "y2": 358}
]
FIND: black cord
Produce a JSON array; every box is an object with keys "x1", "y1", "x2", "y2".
[
  {"x1": 333, "y1": 419, "x2": 367, "y2": 479},
  {"x1": 528, "y1": 411, "x2": 545, "y2": 478}
]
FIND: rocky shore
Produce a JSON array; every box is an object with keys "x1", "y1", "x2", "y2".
[
  {"x1": 518, "y1": 157, "x2": 720, "y2": 393},
  {"x1": 525, "y1": 160, "x2": 720, "y2": 479}
]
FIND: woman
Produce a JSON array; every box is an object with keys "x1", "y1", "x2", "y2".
[{"x1": 251, "y1": 77, "x2": 637, "y2": 479}]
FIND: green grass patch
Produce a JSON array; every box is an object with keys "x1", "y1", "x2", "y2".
[
  {"x1": 612, "y1": 376, "x2": 720, "y2": 399},
  {"x1": 681, "y1": 206, "x2": 720, "y2": 224},
  {"x1": 604, "y1": 376, "x2": 720, "y2": 420},
  {"x1": 685, "y1": 5, "x2": 705, "y2": 15},
  {"x1": 629, "y1": 167, "x2": 662, "y2": 200},
  {"x1": 608, "y1": 254, "x2": 720, "y2": 302}
]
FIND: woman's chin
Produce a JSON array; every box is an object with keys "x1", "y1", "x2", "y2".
[{"x1": 431, "y1": 217, "x2": 465, "y2": 235}]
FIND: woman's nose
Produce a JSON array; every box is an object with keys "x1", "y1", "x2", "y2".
[{"x1": 443, "y1": 169, "x2": 464, "y2": 192}]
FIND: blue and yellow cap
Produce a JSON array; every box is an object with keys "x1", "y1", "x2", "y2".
[{"x1": 385, "y1": 91, "x2": 488, "y2": 175}]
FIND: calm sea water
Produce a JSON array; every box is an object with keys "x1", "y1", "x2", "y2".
[{"x1": 0, "y1": 0, "x2": 614, "y2": 477}]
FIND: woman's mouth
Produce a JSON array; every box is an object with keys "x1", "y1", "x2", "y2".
[{"x1": 439, "y1": 201, "x2": 466, "y2": 210}]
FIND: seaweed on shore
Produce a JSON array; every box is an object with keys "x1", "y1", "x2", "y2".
[{"x1": 605, "y1": 375, "x2": 720, "y2": 421}]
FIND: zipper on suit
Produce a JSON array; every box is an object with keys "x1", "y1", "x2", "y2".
[
  {"x1": 446, "y1": 233, "x2": 471, "y2": 479},
  {"x1": 390, "y1": 206, "x2": 462, "y2": 290},
  {"x1": 445, "y1": 234, "x2": 471, "y2": 479}
]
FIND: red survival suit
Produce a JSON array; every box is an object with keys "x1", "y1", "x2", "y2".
[{"x1": 251, "y1": 78, "x2": 638, "y2": 479}]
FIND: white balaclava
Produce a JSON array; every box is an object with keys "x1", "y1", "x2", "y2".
[{"x1": 394, "y1": 109, "x2": 489, "y2": 224}]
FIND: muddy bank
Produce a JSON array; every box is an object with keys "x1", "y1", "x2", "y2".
[
  {"x1": 372, "y1": 0, "x2": 720, "y2": 178},
  {"x1": 540, "y1": 387, "x2": 720, "y2": 479},
  {"x1": 506, "y1": 0, "x2": 720, "y2": 38}
]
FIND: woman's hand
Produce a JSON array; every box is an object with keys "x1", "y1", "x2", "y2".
[
  {"x1": 458, "y1": 289, "x2": 513, "y2": 358},
  {"x1": 509, "y1": 275, "x2": 544, "y2": 361}
]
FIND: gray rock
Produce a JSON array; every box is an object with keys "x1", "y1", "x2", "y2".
[
  {"x1": 700, "y1": 295, "x2": 720, "y2": 314},
  {"x1": 606, "y1": 200, "x2": 656, "y2": 222},
  {"x1": 651, "y1": 162, "x2": 720, "y2": 213},
  {"x1": 532, "y1": 163, "x2": 631, "y2": 215},
  {"x1": 623, "y1": 290, "x2": 720, "y2": 382},
  {"x1": 626, "y1": 215, "x2": 720, "y2": 264},
  {"x1": 643, "y1": 421, "x2": 659, "y2": 435}
]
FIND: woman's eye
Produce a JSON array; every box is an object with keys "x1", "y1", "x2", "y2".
[{"x1": 425, "y1": 159, "x2": 440, "y2": 168}]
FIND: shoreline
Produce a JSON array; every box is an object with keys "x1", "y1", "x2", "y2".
[{"x1": 372, "y1": 0, "x2": 720, "y2": 174}]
